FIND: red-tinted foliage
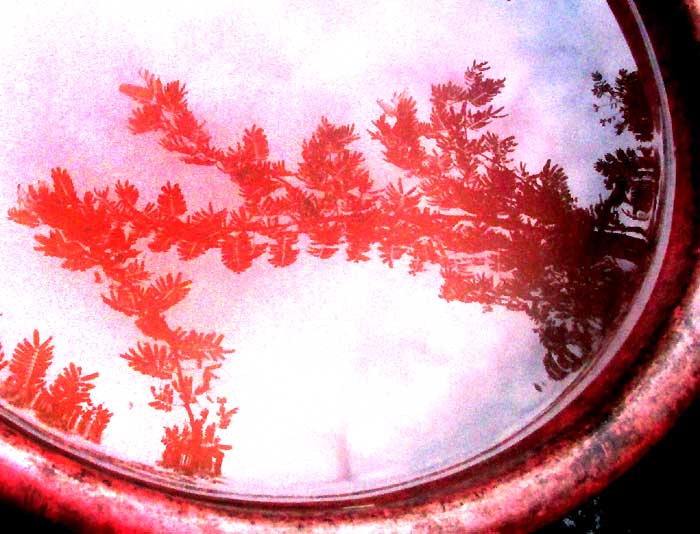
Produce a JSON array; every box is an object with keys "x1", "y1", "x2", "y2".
[
  {"x1": 0, "y1": 331, "x2": 112, "y2": 443},
  {"x1": 1, "y1": 330, "x2": 54, "y2": 407},
  {"x1": 161, "y1": 409, "x2": 232, "y2": 476},
  {"x1": 122, "y1": 342, "x2": 173, "y2": 379},
  {"x1": 0, "y1": 342, "x2": 6, "y2": 374}
]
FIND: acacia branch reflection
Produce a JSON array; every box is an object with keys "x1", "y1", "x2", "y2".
[{"x1": 7, "y1": 62, "x2": 660, "y2": 475}]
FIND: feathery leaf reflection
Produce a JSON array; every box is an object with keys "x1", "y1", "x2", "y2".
[
  {"x1": 0, "y1": 331, "x2": 112, "y2": 443},
  {"x1": 5, "y1": 60, "x2": 659, "y2": 480}
]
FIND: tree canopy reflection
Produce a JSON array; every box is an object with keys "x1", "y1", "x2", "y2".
[{"x1": 6, "y1": 62, "x2": 659, "y2": 475}]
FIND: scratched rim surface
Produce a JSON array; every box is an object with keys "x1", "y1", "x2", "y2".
[{"x1": 0, "y1": 0, "x2": 699, "y2": 531}]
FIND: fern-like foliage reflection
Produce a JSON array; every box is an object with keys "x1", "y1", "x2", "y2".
[
  {"x1": 7, "y1": 62, "x2": 658, "y2": 477},
  {"x1": 0, "y1": 330, "x2": 112, "y2": 443}
]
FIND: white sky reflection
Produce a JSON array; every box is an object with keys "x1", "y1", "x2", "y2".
[{"x1": 0, "y1": 1, "x2": 635, "y2": 495}]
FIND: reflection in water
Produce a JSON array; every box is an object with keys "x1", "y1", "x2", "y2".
[
  {"x1": 0, "y1": 330, "x2": 112, "y2": 442},
  {"x1": 4, "y1": 60, "x2": 659, "y2": 482},
  {"x1": 0, "y1": 0, "x2": 666, "y2": 498}
]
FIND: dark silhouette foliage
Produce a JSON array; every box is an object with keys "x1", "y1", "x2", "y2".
[
  {"x1": 591, "y1": 68, "x2": 659, "y2": 235},
  {"x1": 592, "y1": 69, "x2": 653, "y2": 142}
]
